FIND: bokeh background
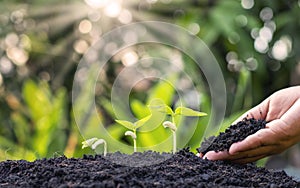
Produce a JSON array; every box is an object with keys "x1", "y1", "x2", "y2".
[{"x1": 0, "y1": 0, "x2": 299, "y2": 176}]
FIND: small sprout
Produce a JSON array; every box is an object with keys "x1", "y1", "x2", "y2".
[
  {"x1": 124, "y1": 131, "x2": 136, "y2": 139},
  {"x1": 82, "y1": 138, "x2": 107, "y2": 157},
  {"x1": 116, "y1": 115, "x2": 151, "y2": 152},
  {"x1": 163, "y1": 121, "x2": 177, "y2": 132},
  {"x1": 124, "y1": 131, "x2": 137, "y2": 152},
  {"x1": 162, "y1": 121, "x2": 177, "y2": 154}
]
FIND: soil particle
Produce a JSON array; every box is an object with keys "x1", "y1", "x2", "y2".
[
  {"x1": 197, "y1": 118, "x2": 267, "y2": 155},
  {"x1": 0, "y1": 148, "x2": 299, "y2": 188}
]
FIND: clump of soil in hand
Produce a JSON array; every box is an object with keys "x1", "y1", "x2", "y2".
[
  {"x1": 197, "y1": 118, "x2": 267, "y2": 155},
  {"x1": 0, "y1": 148, "x2": 299, "y2": 187}
]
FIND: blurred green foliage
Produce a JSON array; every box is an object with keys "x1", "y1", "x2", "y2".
[{"x1": 0, "y1": 0, "x2": 299, "y2": 171}]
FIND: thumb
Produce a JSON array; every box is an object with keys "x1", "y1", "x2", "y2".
[{"x1": 229, "y1": 128, "x2": 271, "y2": 154}]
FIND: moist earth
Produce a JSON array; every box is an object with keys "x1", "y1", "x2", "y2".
[
  {"x1": 0, "y1": 148, "x2": 299, "y2": 188},
  {"x1": 197, "y1": 118, "x2": 267, "y2": 155}
]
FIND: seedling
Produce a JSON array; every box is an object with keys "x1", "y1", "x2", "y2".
[
  {"x1": 82, "y1": 138, "x2": 107, "y2": 156},
  {"x1": 162, "y1": 121, "x2": 177, "y2": 154},
  {"x1": 116, "y1": 115, "x2": 151, "y2": 152},
  {"x1": 149, "y1": 99, "x2": 207, "y2": 154}
]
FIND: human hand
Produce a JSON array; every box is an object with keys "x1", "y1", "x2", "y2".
[{"x1": 202, "y1": 86, "x2": 300, "y2": 163}]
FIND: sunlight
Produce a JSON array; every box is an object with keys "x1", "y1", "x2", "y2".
[
  {"x1": 0, "y1": 57, "x2": 13, "y2": 74},
  {"x1": 6, "y1": 47, "x2": 28, "y2": 66},
  {"x1": 73, "y1": 39, "x2": 89, "y2": 54},
  {"x1": 259, "y1": 26, "x2": 273, "y2": 42},
  {"x1": 260, "y1": 7, "x2": 273, "y2": 21},
  {"x1": 254, "y1": 37, "x2": 268, "y2": 53},
  {"x1": 104, "y1": 1, "x2": 122, "y2": 18},
  {"x1": 79, "y1": 19, "x2": 93, "y2": 34},
  {"x1": 121, "y1": 51, "x2": 138, "y2": 66},
  {"x1": 84, "y1": 0, "x2": 109, "y2": 9},
  {"x1": 118, "y1": 9, "x2": 132, "y2": 24},
  {"x1": 241, "y1": 0, "x2": 254, "y2": 9},
  {"x1": 188, "y1": 23, "x2": 200, "y2": 35},
  {"x1": 271, "y1": 36, "x2": 292, "y2": 61}
]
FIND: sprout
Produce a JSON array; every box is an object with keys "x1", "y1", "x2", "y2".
[
  {"x1": 149, "y1": 99, "x2": 207, "y2": 154},
  {"x1": 162, "y1": 121, "x2": 177, "y2": 154},
  {"x1": 82, "y1": 138, "x2": 107, "y2": 156},
  {"x1": 116, "y1": 115, "x2": 151, "y2": 152},
  {"x1": 124, "y1": 130, "x2": 137, "y2": 152},
  {"x1": 124, "y1": 130, "x2": 137, "y2": 139}
]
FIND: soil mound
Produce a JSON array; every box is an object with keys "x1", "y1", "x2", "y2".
[{"x1": 0, "y1": 148, "x2": 299, "y2": 187}]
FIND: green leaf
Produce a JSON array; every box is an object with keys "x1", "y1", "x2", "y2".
[
  {"x1": 131, "y1": 99, "x2": 151, "y2": 119},
  {"x1": 134, "y1": 115, "x2": 152, "y2": 129},
  {"x1": 175, "y1": 107, "x2": 207, "y2": 117},
  {"x1": 147, "y1": 98, "x2": 174, "y2": 115},
  {"x1": 82, "y1": 138, "x2": 98, "y2": 149},
  {"x1": 147, "y1": 74, "x2": 177, "y2": 106},
  {"x1": 115, "y1": 120, "x2": 135, "y2": 130}
]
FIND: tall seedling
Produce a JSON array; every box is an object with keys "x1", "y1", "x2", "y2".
[{"x1": 149, "y1": 99, "x2": 207, "y2": 154}]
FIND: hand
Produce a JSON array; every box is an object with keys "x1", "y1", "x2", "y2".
[{"x1": 202, "y1": 86, "x2": 300, "y2": 163}]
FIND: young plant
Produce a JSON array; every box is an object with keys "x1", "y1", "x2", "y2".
[
  {"x1": 82, "y1": 138, "x2": 107, "y2": 156},
  {"x1": 116, "y1": 115, "x2": 151, "y2": 152},
  {"x1": 149, "y1": 99, "x2": 207, "y2": 154},
  {"x1": 162, "y1": 121, "x2": 177, "y2": 154}
]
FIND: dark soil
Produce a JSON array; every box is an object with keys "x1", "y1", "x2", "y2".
[
  {"x1": 0, "y1": 148, "x2": 299, "y2": 188},
  {"x1": 197, "y1": 118, "x2": 267, "y2": 155}
]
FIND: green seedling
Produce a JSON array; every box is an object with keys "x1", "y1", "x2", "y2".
[
  {"x1": 162, "y1": 121, "x2": 177, "y2": 154},
  {"x1": 82, "y1": 138, "x2": 107, "y2": 156},
  {"x1": 116, "y1": 115, "x2": 151, "y2": 152},
  {"x1": 149, "y1": 99, "x2": 207, "y2": 154}
]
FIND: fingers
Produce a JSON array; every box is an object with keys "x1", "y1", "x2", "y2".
[
  {"x1": 201, "y1": 128, "x2": 283, "y2": 163},
  {"x1": 203, "y1": 144, "x2": 279, "y2": 162},
  {"x1": 229, "y1": 128, "x2": 276, "y2": 154},
  {"x1": 202, "y1": 151, "x2": 231, "y2": 161},
  {"x1": 230, "y1": 154, "x2": 267, "y2": 164}
]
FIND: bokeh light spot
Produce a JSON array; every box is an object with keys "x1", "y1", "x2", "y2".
[
  {"x1": 74, "y1": 39, "x2": 89, "y2": 54},
  {"x1": 226, "y1": 51, "x2": 238, "y2": 62},
  {"x1": 235, "y1": 15, "x2": 248, "y2": 27},
  {"x1": 118, "y1": 9, "x2": 132, "y2": 24},
  {"x1": 0, "y1": 56, "x2": 13, "y2": 74},
  {"x1": 228, "y1": 32, "x2": 240, "y2": 44},
  {"x1": 79, "y1": 19, "x2": 92, "y2": 34},
  {"x1": 121, "y1": 51, "x2": 138, "y2": 66},
  {"x1": 188, "y1": 23, "x2": 200, "y2": 35},
  {"x1": 259, "y1": 26, "x2": 273, "y2": 42},
  {"x1": 6, "y1": 47, "x2": 28, "y2": 66},
  {"x1": 104, "y1": 1, "x2": 122, "y2": 18},
  {"x1": 260, "y1": 7, "x2": 273, "y2": 21},
  {"x1": 271, "y1": 36, "x2": 292, "y2": 61},
  {"x1": 241, "y1": 0, "x2": 254, "y2": 9},
  {"x1": 5, "y1": 33, "x2": 19, "y2": 48},
  {"x1": 245, "y1": 57, "x2": 258, "y2": 71},
  {"x1": 250, "y1": 28, "x2": 259, "y2": 39},
  {"x1": 254, "y1": 37, "x2": 268, "y2": 53}
]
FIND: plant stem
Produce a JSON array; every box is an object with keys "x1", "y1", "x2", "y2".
[
  {"x1": 133, "y1": 129, "x2": 137, "y2": 152},
  {"x1": 171, "y1": 115, "x2": 176, "y2": 154},
  {"x1": 172, "y1": 130, "x2": 176, "y2": 154},
  {"x1": 133, "y1": 139, "x2": 137, "y2": 152},
  {"x1": 103, "y1": 141, "x2": 107, "y2": 157},
  {"x1": 172, "y1": 115, "x2": 175, "y2": 125}
]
